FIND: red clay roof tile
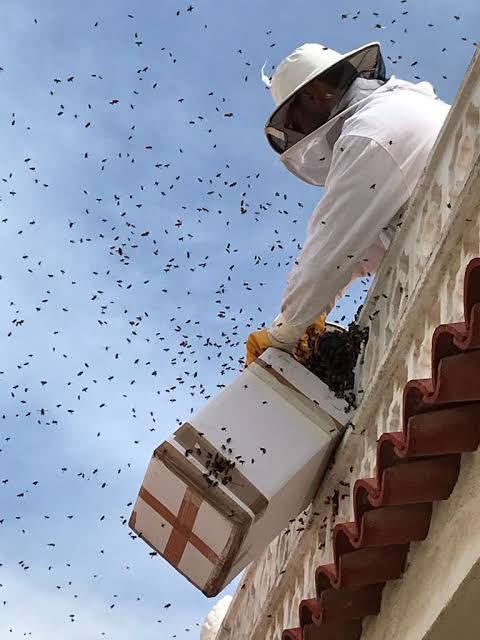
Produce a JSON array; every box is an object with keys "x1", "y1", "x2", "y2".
[{"x1": 281, "y1": 257, "x2": 480, "y2": 640}]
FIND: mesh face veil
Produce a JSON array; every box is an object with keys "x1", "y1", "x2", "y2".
[{"x1": 265, "y1": 46, "x2": 386, "y2": 155}]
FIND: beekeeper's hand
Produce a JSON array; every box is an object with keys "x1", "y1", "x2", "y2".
[
  {"x1": 245, "y1": 329, "x2": 296, "y2": 368},
  {"x1": 245, "y1": 314, "x2": 326, "y2": 368},
  {"x1": 295, "y1": 314, "x2": 326, "y2": 357}
]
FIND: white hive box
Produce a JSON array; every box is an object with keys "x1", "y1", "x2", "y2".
[{"x1": 130, "y1": 347, "x2": 351, "y2": 596}]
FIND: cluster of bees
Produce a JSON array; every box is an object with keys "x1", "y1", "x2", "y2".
[{"x1": 296, "y1": 318, "x2": 369, "y2": 412}]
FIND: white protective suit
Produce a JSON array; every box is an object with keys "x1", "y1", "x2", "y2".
[{"x1": 269, "y1": 75, "x2": 451, "y2": 346}]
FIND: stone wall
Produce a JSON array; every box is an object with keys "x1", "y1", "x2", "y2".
[{"x1": 216, "y1": 46, "x2": 480, "y2": 640}]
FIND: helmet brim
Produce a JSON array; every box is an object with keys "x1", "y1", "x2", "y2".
[{"x1": 265, "y1": 43, "x2": 384, "y2": 155}]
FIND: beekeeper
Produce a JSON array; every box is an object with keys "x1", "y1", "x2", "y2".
[{"x1": 245, "y1": 41, "x2": 450, "y2": 366}]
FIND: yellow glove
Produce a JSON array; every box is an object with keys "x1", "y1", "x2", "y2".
[
  {"x1": 245, "y1": 329, "x2": 276, "y2": 368},
  {"x1": 294, "y1": 314, "x2": 326, "y2": 360},
  {"x1": 245, "y1": 314, "x2": 326, "y2": 368}
]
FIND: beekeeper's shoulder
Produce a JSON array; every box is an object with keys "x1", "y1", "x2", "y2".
[{"x1": 341, "y1": 75, "x2": 449, "y2": 153}]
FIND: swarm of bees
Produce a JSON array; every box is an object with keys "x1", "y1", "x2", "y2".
[
  {"x1": 295, "y1": 309, "x2": 370, "y2": 412},
  {"x1": 203, "y1": 451, "x2": 236, "y2": 488}
]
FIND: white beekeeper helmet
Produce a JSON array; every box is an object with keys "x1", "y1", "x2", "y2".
[{"x1": 264, "y1": 42, "x2": 385, "y2": 156}]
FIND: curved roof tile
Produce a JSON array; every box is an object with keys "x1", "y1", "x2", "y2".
[{"x1": 282, "y1": 257, "x2": 480, "y2": 640}]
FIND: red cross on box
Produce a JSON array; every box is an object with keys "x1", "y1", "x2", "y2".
[{"x1": 138, "y1": 485, "x2": 220, "y2": 566}]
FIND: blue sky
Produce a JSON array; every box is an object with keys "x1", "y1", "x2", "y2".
[{"x1": 0, "y1": 1, "x2": 478, "y2": 638}]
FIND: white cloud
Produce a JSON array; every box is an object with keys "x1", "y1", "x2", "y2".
[{"x1": 200, "y1": 595, "x2": 233, "y2": 640}]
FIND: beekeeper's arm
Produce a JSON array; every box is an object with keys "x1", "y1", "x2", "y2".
[{"x1": 269, "y1": 133, "x2": 409, "y2": 345}]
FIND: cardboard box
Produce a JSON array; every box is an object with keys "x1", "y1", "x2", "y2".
[{"x1": 130, "y1": 348, "x2": 351, "y2": 596}]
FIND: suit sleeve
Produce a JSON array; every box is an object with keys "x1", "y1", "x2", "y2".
[{"x1": 269, "y1": 134, "x2": 409, "y2": 344}]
